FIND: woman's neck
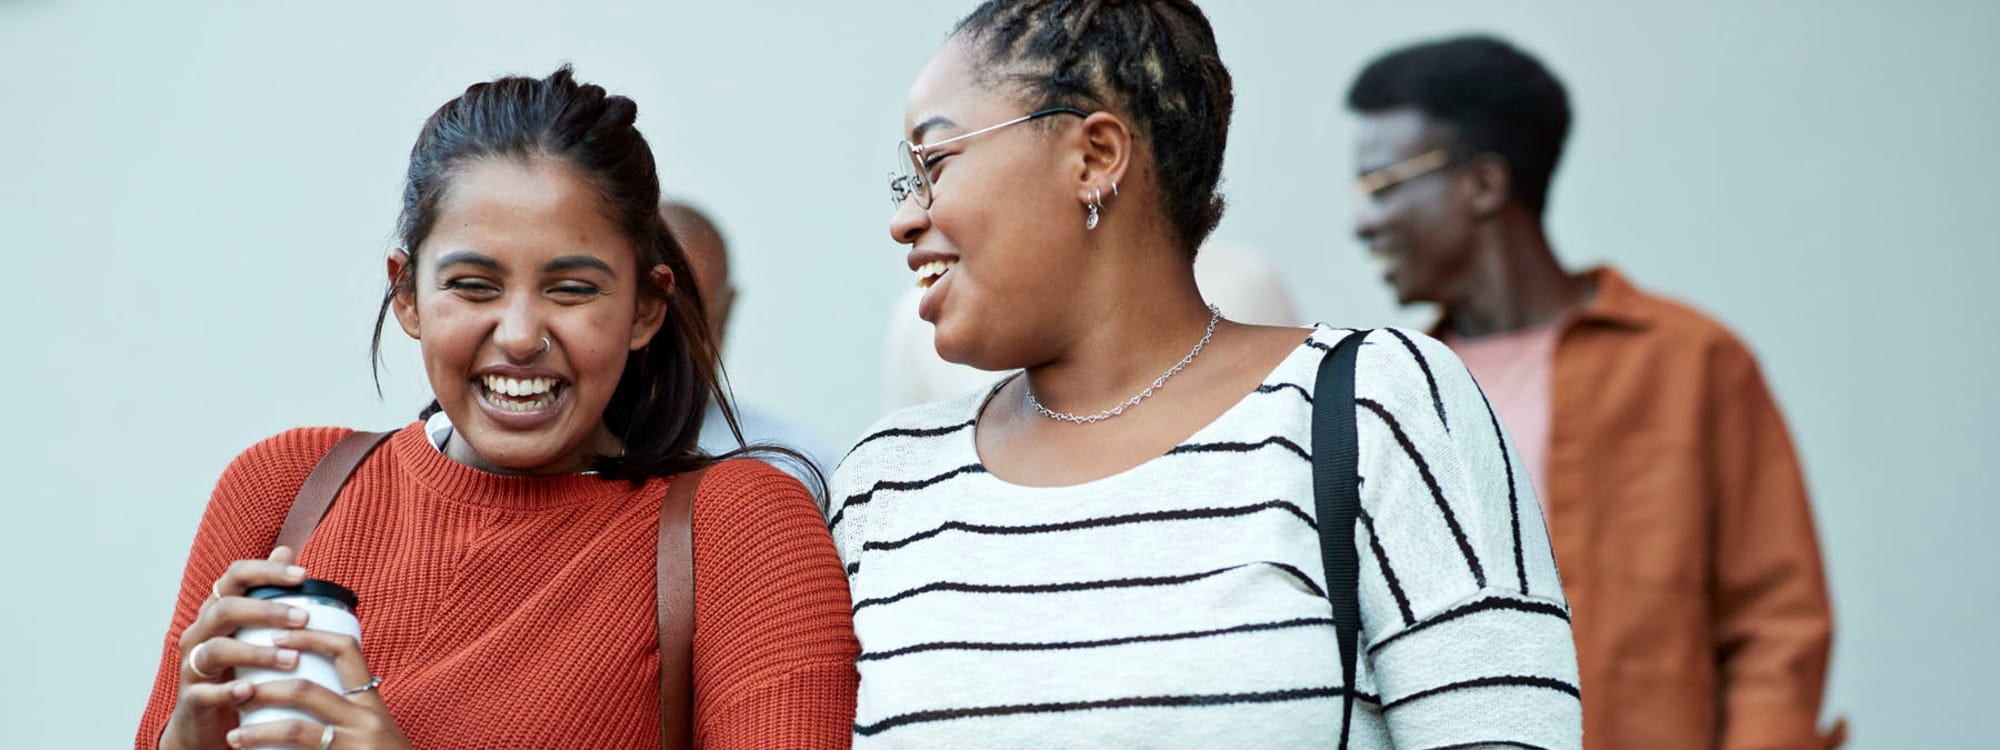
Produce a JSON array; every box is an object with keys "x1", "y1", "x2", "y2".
[{"x1": 1019, "y1": 253, "x2": 1216, "y2": 418}]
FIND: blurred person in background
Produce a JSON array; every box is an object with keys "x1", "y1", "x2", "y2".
[
  {"x1": 880, "y1": 240, "x2": 1301, "y2": 411},
  {"x1": 663, "y1": 199, "x2": 835, "y2": 483},
  {"x1": 1347, "y1": 35, "x2": 1840, "y2": 749}
]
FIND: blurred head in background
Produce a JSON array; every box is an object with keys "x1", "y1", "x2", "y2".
[
  {"x1": 1347, "y1": 35, "x2": 1571, "y2": 309},
  {"x1": 662, "y1": 199, "x2": 737, "y2": 347}
]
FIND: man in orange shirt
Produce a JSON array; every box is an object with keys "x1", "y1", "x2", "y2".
[{"x1": 1345, "y1": 35, "x2": 1840, "y2": 749}]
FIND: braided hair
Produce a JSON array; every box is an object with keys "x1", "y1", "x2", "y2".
[{"x1": 954, "y1": 0, "x2": 1235, "y2": 258}]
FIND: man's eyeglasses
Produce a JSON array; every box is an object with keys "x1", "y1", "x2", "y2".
[
  {"x1": 889, "y1": 107, "x2": 1089, "y2": 209},
  {"x1": 1354, "y1": 148, "x2": 1456, "y2": 200}
]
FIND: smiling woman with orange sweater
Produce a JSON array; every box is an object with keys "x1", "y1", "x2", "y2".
[{"x1": 135, "y1": 67, "x2": 858, "y2": 750}]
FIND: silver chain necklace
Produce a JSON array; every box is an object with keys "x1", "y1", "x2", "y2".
[{"x1": 1026, "y1": 304, "x2": 1223, "y2": 425}]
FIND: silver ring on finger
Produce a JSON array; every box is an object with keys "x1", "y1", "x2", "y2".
[
  {"x1": 342, "y1": 675, "x2": 383, "y2": 696},
  {"x1": 187, "y1": 641, "x2": 221, "y2": 680},
  {"x1": 210, "y1": 579, "x2": 226, "y2": 600},
  {"x1": 319, "y1": 724, "x2": 336, "y2": 750}
]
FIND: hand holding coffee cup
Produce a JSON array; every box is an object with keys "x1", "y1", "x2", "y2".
[
  {"x1": 158, "y1": 548, "x2": 412, "y2": 750},
  {"x1": 231, "y1": 580, "x2": 362, "y2": 721},
  {"x1": 226, "y1": 610, "x2": 411, "y2": 750},
  {"x1": 160, "y1": 547, "x2": 314, "y2": 750}
]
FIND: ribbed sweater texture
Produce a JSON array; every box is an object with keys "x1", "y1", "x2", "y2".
[{"x1": 137, "y1": 424, "x2": 859, "y2": 749}]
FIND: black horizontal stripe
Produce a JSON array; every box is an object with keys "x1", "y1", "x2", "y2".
[
  {"x1": 852, "y1": 562, "x2": 1326, "y2": 614},
  {"x1": 844, "y1": 419, "x2": 975, "y2": 459},
  {"x1": 1255, "y1": 382, "x2": 1313, "y2": 405},
  {"x1": 1357, "y1": 398, "x2": 1487, "y2": 588},
  {"x1": 1384, "y1": 328, "x2": 1449, "y2": 431},
  {"x1": 1382, "y1": 675, "x2": 1580, "y2": 711},
  {"x1": 863, "y1": 498, "x2": 1318, "y2": 554},
  {"x1": 856, "y1": 616, "x2": 1336, "y2": 663},
  {"x1": 1367, "y1": 596, "x2": 1571, "y2": 655},
  {"x1": 1418, "y1": 742, "x2": 1552, "y2": 750},
  {"x1": 828, "y1": 463, "x2": 986, "y2": 531},
  {"x1": 1165, "y1": 435, "x2": 1310, "y2": 462},
  {"x1": 854, "y1": 685, "x2": 1380, "y2": 736}
]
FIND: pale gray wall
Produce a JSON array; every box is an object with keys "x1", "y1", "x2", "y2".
[{"x1": 2, "y1": 1, "x2": 1993, "y2": 746}]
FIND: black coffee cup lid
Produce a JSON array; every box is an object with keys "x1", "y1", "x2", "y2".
[{"x1": 245, "y1": 579, "x2": 358, "y2": 610}]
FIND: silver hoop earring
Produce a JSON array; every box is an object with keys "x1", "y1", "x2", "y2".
[
  {"x1": 1110, "y1": 181, "x2": 1119, "y2": 198},
  {"x1": 539, "y1": 336, "x2": 552, "y2": 355}
]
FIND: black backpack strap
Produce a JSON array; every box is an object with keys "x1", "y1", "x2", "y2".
[{"x1": 1312, "y1": 330, "x2": 1368, "y2": 749}]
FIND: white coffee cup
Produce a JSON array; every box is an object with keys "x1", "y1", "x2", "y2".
[{"x1": 234, "y1": 580, "x2": 362, "y2": 747}]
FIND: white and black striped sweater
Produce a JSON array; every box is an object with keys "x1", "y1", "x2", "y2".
[{"x1": 828, "y1": 326, "x2": 1581, "y2": 749}]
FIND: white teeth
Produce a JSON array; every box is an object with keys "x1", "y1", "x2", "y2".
[
  {"x1": 481, "y1": 375, "x2": 558, "y2": 401},
  {"x1": 485, "y1": 388, "x2": 558, "y2": 412},
  {"x1": 914, "y1": 258, "x2": 958, "y2": 288}
]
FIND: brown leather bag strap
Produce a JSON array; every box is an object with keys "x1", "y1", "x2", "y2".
[
  {"x1": 274, "y1": 431, "x2": 396, "y2": 554},
  {"x1": 657, "y1": 467, "x2": 708, "y2": 750}
]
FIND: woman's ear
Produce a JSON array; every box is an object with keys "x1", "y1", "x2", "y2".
[
  {"x1": 1073, "y1": 111, "x2": 1134, "y2": 205},
  {"x1": 630, "y1": 263, "x2": 674, "y2": 351},
  {"x1": 387, "y1": 249, "x2": 421, "y2": 339}
]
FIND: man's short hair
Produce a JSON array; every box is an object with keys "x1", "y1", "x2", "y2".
[{"x1": 1347, "y1": 35, "x2": 1572, "y2": 215}]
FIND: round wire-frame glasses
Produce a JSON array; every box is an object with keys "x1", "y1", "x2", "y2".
[{"x1": 889, "y1": 107, "x2": 1089, "y2": 209}]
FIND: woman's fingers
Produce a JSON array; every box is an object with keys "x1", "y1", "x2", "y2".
[
  {"x1": 224, "y1": 716, "x2": 329, "y2": 750},
  {"x1": 211, "y1": 551, "x2": 308, "y2": 601},
  {"x1": 183, "y1": 636, "x2": 302, "y2": 681},
  {"x1": 178, "y1": 597, "x2": 313, "y2": 685},
  {"x1": 182, "y1": 596, "x2": 312, "y2": 651},
  {"x1": 179, "y1": 679, "x2": 256, "y2": 712},
  {"x1": 189, "y1": 550, "x2": 307, "y2": 645},
  {"x1": 233, "y1": 678, "x2": 372, "y2": 734},
  {"x1": 272, "y1": 629, "x2": 380, "y2": 707}
]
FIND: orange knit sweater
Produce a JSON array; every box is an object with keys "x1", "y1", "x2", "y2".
[{"x1": 137, "y1": 424, "x2": 859, "y2": 749}]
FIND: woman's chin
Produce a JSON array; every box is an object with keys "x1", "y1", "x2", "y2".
[
  {"x1": 931, "y1": 326, "x2": 981, "y2": 368},
  {"x1": 933, "y1": 328, "x2": 1026, "y2": 372},
  {"x1": 450, "y1": 434, "x2": 587, "y2": 475},
  {"x1": 446, "y1": 408, "x2": 596, "y2": 475}
]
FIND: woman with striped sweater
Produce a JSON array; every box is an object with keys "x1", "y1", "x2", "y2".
[{"x1": 836, "y1": 1, "x2": 1582, "y2": 747}]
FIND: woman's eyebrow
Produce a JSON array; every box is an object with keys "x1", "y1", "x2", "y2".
[
  {"x1": 911, "y1": 115, "x2": 958, "y2": 145},
  {"x1": 545, "y1": 255, "x2": 616, "y2": 275},
  {"x1": 433, "y1": 250, "x2": 502, "y2": 271}
]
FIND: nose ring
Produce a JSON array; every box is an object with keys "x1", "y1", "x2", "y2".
[{"x1": 539, "y1": 336, "x2": 552, "y2": 355}]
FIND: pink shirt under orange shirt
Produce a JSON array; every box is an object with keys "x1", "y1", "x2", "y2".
[{"x1": 1443, "y1": 322, "x2": 1563, "y2": 511}]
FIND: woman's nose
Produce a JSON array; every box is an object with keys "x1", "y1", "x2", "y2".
[
  {"x1": 889, "y1": 194, "x2": 930, "y2": 246},
  {"x1": 493, "y1": 298, "x2": 549, "y2": 361}
]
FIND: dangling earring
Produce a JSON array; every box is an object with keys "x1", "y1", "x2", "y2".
[{"x1": 1086, "y1": 188, "x2": 1103, "y2": 230}]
